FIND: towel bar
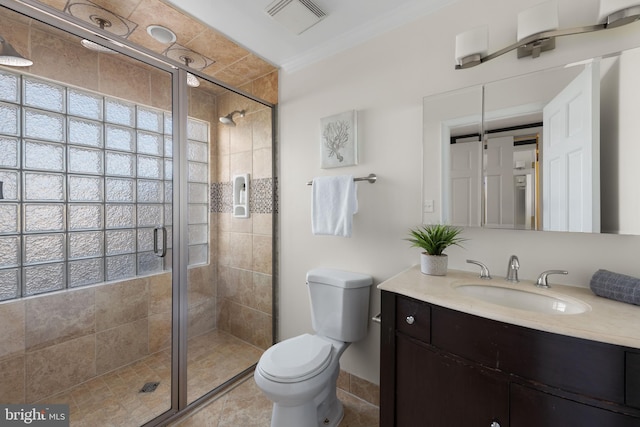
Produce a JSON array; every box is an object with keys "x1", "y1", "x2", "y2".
[{"x1": 307, "y1": 173, "x2": 377, "y2": 186}]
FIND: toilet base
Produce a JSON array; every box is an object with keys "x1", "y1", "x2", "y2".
[
  {"x1": 271, "y1": 401, "x2": 317, "y2": 427},
  {"x1": 268, "y1": 366, "x2": 344, "y2": 427},
  {"x1": 317, "y1": 398, "x2": 344, "y2": 427},
  {"x1": 314, "y1": 374, "x2": 343, "y2": 427},
  {"x1": 270, "y1": 396, "x2": 344, "y2": 427}
]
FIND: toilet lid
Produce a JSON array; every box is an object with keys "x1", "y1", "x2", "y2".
[{"x1": 259, "y1": 334, "x2": 333, "y2": 383}]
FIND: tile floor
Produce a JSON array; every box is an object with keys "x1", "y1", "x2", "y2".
[
  {"x1": 171, "y1": 376, "x2": 380, "y2": 427},
  {"x1": 44, "y1": 330, "x2": 262, "y2": 426},
  {"x1": 42, "y1": 329, "x2": 379, "y2": 426}
]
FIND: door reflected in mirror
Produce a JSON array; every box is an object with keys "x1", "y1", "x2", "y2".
[
  {"x1": 425, "y1": 45, "x2": 640, "y2": 235},
  {"x1": 423, "y1": 85, "x2": 483, "y2": 227}
]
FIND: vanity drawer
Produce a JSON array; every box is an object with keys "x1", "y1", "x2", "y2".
[
  {"x1": 396, "y1": 295, "x2": 430, "y2": 343},
  {"x1": 511, "y1": 383, "x2": 640, "y2": 426}
]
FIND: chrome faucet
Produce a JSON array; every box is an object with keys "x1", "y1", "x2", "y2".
[
  {"x1": 506, "y1": 255, "x2": 520, "y2": 283},
  {"x1": 536, "y1": 270, "x2": 568, "y2": 288},
  {"x1": 466, "y1": 259, "x2": 492, "y2": 279}
]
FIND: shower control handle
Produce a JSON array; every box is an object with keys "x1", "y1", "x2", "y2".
[{"x1": 153, "y1": 226, "x2": 167, "y2": 258}]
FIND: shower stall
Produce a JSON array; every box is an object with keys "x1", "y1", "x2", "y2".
[{"x1": 0, "y1": 1, "x2": 275, "y2": 425}]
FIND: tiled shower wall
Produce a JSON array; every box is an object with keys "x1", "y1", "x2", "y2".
[
  {"x1": 213, "y1": 91, "x2": 274, "y2": 351},
  {"x1": 0, "y1": 273, "x2": 174, "y2": 403},
  {"x1": 0, "y1": 265, "x2": 248, "y2": 404}
]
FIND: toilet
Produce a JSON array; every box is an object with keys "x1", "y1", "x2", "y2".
[{"x1": 254, "y1": 268, "x2": 373, "y2": 427}]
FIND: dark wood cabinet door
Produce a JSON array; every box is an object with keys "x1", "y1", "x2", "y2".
[
  {"x1": 511, "y1": 383, "x2": 640, "y2": 427},
  {"x1": 431, "y1": 305, "x2": 625, "y2": 404},
  {"x1": 396, "y1": 334, "x2": 509, "y2": 427}
]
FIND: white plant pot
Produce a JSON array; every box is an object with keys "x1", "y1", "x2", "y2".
[{"x1": 420, "y1": 253, "x2": 448, "y2": 276}]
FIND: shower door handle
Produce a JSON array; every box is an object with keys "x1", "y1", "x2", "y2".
[{"x1": 153, "y1": 226, "x2": 167, "y2": 258}]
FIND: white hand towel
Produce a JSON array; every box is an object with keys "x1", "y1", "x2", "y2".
[{"x1": 311, "y1": 175, "x2": 358, "y2": 237}]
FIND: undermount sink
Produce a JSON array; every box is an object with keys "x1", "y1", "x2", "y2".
[{"x1": 455, "y1": 283, "x2": 590, "y2": 315}]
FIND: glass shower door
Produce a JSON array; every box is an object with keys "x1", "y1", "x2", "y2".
[
  {"x1": 184, "y1": 77, "x2": 274, "y2": 404},
  {"x1": 0, "y1": 5, "x2": 175, "y2": 425}
]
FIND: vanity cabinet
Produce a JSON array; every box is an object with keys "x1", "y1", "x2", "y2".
[
  {"x1": 396, "y1": 334, "x2": 509, "y2": 425},
  {"x1": 380, "y1": 290, "x2": 640, "y2": 426}
]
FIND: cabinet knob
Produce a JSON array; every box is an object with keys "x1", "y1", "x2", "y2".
[
  {"x1": 490, "y1": 421, "x2": 501, "y2": 427},
  {"x1": 405, "y1": 315, "x2": 415, "y2": 325}
]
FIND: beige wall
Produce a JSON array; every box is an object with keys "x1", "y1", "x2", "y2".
[{"x1": 278, "y1": 0, "x2": 640, "y2": 386}]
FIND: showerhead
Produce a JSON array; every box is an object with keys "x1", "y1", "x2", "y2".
[{"x1": 219, "y1": 110, "x2": 245, "y2": 127}]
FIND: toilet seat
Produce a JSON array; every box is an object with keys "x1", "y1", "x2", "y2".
[{"x1": 258, "y1": 334, "x2": 333, "y2": 383}]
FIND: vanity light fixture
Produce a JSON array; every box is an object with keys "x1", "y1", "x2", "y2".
[
  {"x1": 0, "y1": 35, "x2": 33, "y2": 66},
  {"x1": 455, "y1": 0, "x2": 640, "y2": 69}
]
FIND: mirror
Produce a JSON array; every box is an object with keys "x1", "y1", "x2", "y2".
[
  {"x1": 423, "y1": 85, "x2": 483, "y2": 227},
  {"x1": 425, "y1": 45, "x2": 640, "y2": 235}
]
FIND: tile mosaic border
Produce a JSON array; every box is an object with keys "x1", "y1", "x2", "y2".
[{"x1": 210, "y1": 178, "x2": 277, "y2": 214}]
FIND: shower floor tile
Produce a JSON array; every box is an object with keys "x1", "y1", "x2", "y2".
[{"x1": 47, "y1": 330, "x2": 261, "y2": 427}]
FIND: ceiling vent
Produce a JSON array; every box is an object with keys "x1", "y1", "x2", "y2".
[{"x1": 265, "y1": 0, "x2": 326, "y2": 35}]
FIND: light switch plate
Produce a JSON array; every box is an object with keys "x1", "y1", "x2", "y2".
[{"x1": 424, "y1": 200, "x2": 434, "y2": 213}]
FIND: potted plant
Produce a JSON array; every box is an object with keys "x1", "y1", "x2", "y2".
[{"x1": 406, "y1": 224, "x2": 466, "y2": 276}]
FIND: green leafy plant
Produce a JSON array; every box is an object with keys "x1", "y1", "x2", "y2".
[{"x1": 406, "y1": 224, "x2": 466, "y2": 256}]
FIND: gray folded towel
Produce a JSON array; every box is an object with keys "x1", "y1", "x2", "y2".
[{"x1": 590, "y1": 269, "x2": 640, "y2": 306}]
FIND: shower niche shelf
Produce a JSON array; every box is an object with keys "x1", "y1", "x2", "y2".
[{"x1": 233, "y1": 173, "x2": 250, "y2": 218}]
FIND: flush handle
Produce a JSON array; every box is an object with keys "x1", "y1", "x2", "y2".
[{"x1": 405, "y1": 315, "x2": 415, "y2": 325}]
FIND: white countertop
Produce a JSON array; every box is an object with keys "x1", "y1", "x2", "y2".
[{"x1": 378, "y1": 265, "x2": 640, "y2": 350}]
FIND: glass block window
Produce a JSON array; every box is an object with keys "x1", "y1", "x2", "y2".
[
  {"x1": 186, "y1": 123, "x2": 210, "y2": 266},
  {"x1": 0, "y1": 70, "x2": 209, "y2": 301}
]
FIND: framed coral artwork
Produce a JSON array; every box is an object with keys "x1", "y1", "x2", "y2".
[{"x1": 320, "y1": 110, "x2": 357, "y2": 168}]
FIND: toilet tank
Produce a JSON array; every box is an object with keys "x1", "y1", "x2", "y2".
[{"x1": 306, "y1": 268, "x2": 373, "y2": 342}]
